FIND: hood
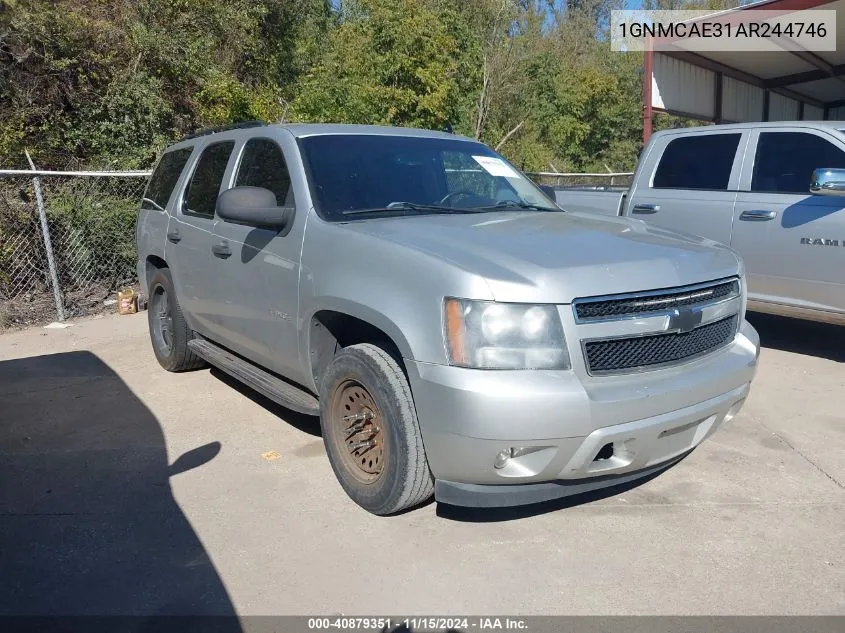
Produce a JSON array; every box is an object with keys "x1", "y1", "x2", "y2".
[{"x1": 338, "y1": 211, "x2": 742, "y2": 303}]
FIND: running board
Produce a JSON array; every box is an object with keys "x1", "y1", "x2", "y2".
[{"x1": 188, "y1": 339, "x2": 319, "y2": 416}]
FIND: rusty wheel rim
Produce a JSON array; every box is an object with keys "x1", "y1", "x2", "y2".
[{"x1": 330, "y1": 380, "x2": 385, "y2": 484}]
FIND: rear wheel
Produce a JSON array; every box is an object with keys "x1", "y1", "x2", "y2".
[
  {"x1": 147, "y1": 268, "x2": 205, "y2": 372},
  {"x1": 319, "y1": 343, "x2": 433, "y2": 515}
]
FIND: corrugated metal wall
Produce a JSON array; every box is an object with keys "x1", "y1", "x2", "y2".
[
  {"x1": 651, "y1": 53, "x2": 835, "y2": 123},
  {"x1": 767, "y1": 93, "x2": 800, "y2": 121},
  {"x1": 652, "y1": 55, "x2": 715, "y2": 119},
  {"x1": 804, "y1": 104, "x2": 825, "y2": 120},
  {"x1": 722, "y1": 77, "x2": 765, "y2": 122}
]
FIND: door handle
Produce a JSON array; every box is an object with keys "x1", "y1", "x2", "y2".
[
  {"x1": 166, "y1": 228, "x2": 181, "y2": 243},
  {"x1": 632, "y1": 204, "x2": 660, "y2": 214},
  {"x1": 739, "y1": 209, "x2": 777, "y2": 222},
  {"x1": 212, "y1": 240, "x2": 232, "y2": 258}
]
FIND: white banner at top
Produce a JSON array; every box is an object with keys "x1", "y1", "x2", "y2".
[{"x1": 611, "y1": 9, "x2": 837, "y2": 53}]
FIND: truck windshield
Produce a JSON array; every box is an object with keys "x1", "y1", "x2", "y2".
[{"x1": 298, "y1": 134, "x2": 558, "y2": 221}]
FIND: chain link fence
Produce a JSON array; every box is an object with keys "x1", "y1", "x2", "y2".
[
  {"x1": 0, "y1": 168, "x2": 633, "y2": 330},
  {"x1": 0, "y1": 170, "x2": 151, "y2": 329},
  {"x1": 526, "y1": 172, "x2": 634, "y2": 189}
]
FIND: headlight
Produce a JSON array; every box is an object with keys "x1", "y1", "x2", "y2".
[{"x1": 444, "y1": 298, "x2": 570, "y2": 370}]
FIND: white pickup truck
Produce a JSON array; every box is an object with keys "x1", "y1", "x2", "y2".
[{"x1": 552, "y1": 121, "x2": 845, "y2": 326}]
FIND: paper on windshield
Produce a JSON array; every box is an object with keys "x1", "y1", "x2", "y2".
[{"x1": 472, "y1": 155, "x2": 521, "y2": 179}]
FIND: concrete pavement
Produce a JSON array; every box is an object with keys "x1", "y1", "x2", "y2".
[{"x1": 0, "y1": 311, "x2": 843, "y2": 616}]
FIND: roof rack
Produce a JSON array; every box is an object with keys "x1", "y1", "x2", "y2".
[{"x1": 181, "y1": 120, "x2": 268, "y2": 141}]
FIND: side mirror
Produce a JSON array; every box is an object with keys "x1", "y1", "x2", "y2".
[
  {"x1": 217, "y1": 186, "x2": 293, "y2": 228},
  {"x1": 810, "y1": 168, "x2": 845, "y2": 197},
  {"x1": 538, "y1": 184, "x2": 557, "y2": 200}
]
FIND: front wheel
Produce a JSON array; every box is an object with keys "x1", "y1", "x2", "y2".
[{"x1": 319, "y1": 343, "x2": 433, "y2": 515}]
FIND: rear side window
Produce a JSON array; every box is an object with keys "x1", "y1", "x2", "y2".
[
  {"x1": 184, "y1": 141, "x2": 235, "y2": 217},
  {"x1": 653, "y1": 134, "x2": 741, "y2": 191},
  {"x1": 751, "y1": 132, "x2": 845, "y2": 194},
  {"x1": 142, "y1": 147, "x2": 193, "y2": 211},
  {"x1": 235, "y1": 139, "x2": 294, "y2": 206}
]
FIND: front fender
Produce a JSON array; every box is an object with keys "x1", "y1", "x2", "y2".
[
  {"x1": 300, "y1": 295, "x2": 440, "y2": 395},
  {"x1": 298, "y1": 216, "x2": 492, "y2": 388},
  {"x1": 304, "y1": 297, "x2": 416, "y2": 360}
]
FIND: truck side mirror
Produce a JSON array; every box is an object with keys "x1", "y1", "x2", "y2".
[
  {"x1": 809, "y1": 168, "x2": 845, "y2": 197},
  {"x1": 217, "y1": 186, "x2": 293, "y2": 228},
  {"x1": 538, "y1": 185, "x2": 557, "y2": 200}
]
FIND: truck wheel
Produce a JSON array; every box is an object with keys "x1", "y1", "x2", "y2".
[
  {"x1": 320, "y1": 343, "x2": 434, "y2": 515},
  {"x1": 147, "y1": 268, "x2": 205, "y2": 372}
]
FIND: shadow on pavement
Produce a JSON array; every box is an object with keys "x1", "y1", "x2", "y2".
[
  {"x1": 747, "y1": 311, "x2": 845, "y2": 363},
  {"x1": 209, "y1": 367, "x2": 321, "y2": 438},
  {"x1": 0, "y1": 351, "x2": 241, "y2": 629}
]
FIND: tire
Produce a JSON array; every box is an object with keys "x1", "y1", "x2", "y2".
[
  {"x1": 146, "y1": 268, "x2": 205, "y2": 372},
  {"x1": 319, "y1": 343, "x2": 434, "y2": 515}
]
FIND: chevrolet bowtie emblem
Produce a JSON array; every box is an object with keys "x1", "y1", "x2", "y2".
[{"x1": 668, "y1": 307, "x2": 703, "y2": 334}]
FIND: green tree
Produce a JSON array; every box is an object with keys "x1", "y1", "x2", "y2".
[
  {"x1": 292, "y1": 0, "x2": 476, "y2": 131},
  {"x1": 1, "y1": 0, "x2": 650, "y2": 173},
  {"x1": 0, "y1": 0, "x2": 330, "y2": 168}
]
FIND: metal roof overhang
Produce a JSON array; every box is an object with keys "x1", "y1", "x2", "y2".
[{"x1": 642, "y1": 0, "x2": 845, "y2": 142}]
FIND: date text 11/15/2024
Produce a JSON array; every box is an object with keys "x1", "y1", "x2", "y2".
[{"x1": 307, "y1": 617, "x2": 529, "y2": 631}]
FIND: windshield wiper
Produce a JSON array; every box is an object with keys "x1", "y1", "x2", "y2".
[
  {"x1": 341, "y1": 202, "x2": 482, "y2": 217},
  {"x1": 473, "y1": 200, "x2": 559, "y2": 212}
]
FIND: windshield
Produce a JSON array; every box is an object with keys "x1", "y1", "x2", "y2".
[{"x1": 298, "y1": 134, "x2": 558, "y2": 220}]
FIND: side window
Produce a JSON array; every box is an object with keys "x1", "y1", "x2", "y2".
[
  {"x1": 184, "y1": 141, "x2": 235, "y2": 217},
  {"x1": 751, "y1": 132, "x2": 845, "y2": 194},
  {"x1": 653, "y1": 134, "x2": 741, "y2": 191},
  {"x1": 142, "y1": 147, "x2": 193, "y2": 211},
  {"x1": 235, "y1": 139, "x2": 294, "y2": 206}
]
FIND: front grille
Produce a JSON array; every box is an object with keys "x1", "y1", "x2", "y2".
[
  {"x1": 575, "y1": 279, "x2": 739, "y2": 321},
  {"x1": 584, "y1": 315, "x2": 737, "y2": 374}
]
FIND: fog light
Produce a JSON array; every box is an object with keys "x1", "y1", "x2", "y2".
[
  {"x1": 494, "y1": 448, "x2": 511, "y2": 469},
  {"x1": 724, "y1": 398, "x2": 746, "y2": 424},
  {"x1": 494, "y1": 446, "x2": 547, "y2": 469}
]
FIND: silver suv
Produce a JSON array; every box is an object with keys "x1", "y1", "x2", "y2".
[{"x1": 136, "y1": 122, "x2": 760, "y2": 515}]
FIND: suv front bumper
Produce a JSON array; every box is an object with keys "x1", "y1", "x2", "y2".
[
  {"x1": 405, "y1": 320, "x2": 759, "y2": 506},
  {"x1": 433, "y1": 454, "x2": 688, "y2": 508}
]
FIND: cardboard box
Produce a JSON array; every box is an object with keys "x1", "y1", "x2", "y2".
[{"x1": 117, "y1": 288, "x2": 137, "y2": 315}]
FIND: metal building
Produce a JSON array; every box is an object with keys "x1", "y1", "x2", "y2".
[{"x1": 642, "y1": 0, "x2": 845, "y2": 143}]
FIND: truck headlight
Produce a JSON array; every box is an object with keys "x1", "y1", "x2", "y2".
[{"x1": 444, "y1": 298, "x2": 570, "y2": 370}]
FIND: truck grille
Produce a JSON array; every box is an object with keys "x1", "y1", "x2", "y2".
[
  {"x1": 575, "y1": 279, "x2": 739, "y2": 321},
  {"x1": 583, "y1": 315, "x2": 737, "y2": 374}
]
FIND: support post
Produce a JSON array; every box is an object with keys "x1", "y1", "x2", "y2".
[
  {"x1": 642, "y1": 41, "x2": 654, "y2": 146},
  {"x1": 25, "y1": 150, "x2": 65, "y2": 322},
  {"x1": 714, "y1": 72, "x2": 723, "y2": 124}
]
